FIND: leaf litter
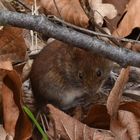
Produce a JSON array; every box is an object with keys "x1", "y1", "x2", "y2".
[{"x1": 0, "y1": 0, "x2": 140, "y2": 140}]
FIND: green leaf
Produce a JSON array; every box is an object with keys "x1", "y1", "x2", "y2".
[{"x1": 23, "y1": 106, "x2": 48, "y2": 140}]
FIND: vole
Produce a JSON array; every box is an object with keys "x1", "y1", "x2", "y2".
[{"x1": 30, "y1": 40, "x2": 111, "y2": 110}]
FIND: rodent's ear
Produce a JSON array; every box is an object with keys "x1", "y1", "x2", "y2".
[
  {"x1": 70, "y1": 47, "x2": 85, "y2": 59},
  {"x1": 73, "y1": 48, "x2": 87, "y2": 61},
  {"x1": 66, "y1": 47, "x2": 78, "y2": 58},
  {"x1": 66, "y1": 46, "x2": 86, "y2": 61}
]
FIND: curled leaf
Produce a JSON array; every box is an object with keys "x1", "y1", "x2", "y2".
[
  {"x1": 41, "y1": 0, "x2": 89, "y2": 27},
  {"x1": 113, "y1": 0, "x2": 140, "y2": 37},
  {"x1": 107, "y1": 67, "x2": 130, "y2": 117},
  {"x1": 47, "y1": 104, "x2": 115, "y2": 140},
  {"x1": 88, "y1": 0, "x2": 117, "y2": 26}
]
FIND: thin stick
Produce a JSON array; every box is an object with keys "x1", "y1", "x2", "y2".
[
  {"x1": 53, "y1": 0, "x2": 62, "y2": 18},
  {"x1": 48, "y1": 15, "x2": 140, "y2": 44},
  {"x1": 16, "y1": 0, "x2": 31, "y2": 11}
]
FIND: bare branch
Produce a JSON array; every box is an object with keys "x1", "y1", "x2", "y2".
[
  {"x1": 0, "y1": 10, "x2": 140, "y2": 68},
  {"x1": 49, "y1": 15, "x2": 140, "y2": 44}
]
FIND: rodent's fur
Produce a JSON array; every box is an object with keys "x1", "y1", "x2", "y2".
[{"x1": 30, "y1": 40, "x2": 111, "y2": 110}]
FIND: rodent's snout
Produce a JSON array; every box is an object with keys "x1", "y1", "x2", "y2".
[{"x1": 82, "y1": 86, "x2": 97, "y2": 96}]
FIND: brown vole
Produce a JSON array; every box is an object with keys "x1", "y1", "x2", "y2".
[{"x1": 30, "y1": 40, "x2": 111, "y2": 110}]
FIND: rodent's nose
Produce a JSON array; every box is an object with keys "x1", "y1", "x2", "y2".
[
  {"x1": 88, "y1": 85, "x2": 100, "y2": 95},
  {"x1": 84, "y1": 88, "x2": 95, "y2": 96}
]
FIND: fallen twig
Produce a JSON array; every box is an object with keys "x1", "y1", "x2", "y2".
[{"x1": 0, "y1": 10, "x2": 140, "y2": 67}]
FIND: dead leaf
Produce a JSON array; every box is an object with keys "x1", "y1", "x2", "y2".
[
  {"x1": 110, "y1": 114, "x2": 130, "y2": 140},
  {"x1": 110, "y1": 110, "x2": 140, "y2": 140},
  {"x1": 113, "y1": 0, "x2": 140, "y2": 37},
  {"x1": 13, "y1": 62, "x2": 26, "y2": 78},
  {"x1": 0, "y1": 60, "x2": 13, "y2": 71},
  {"x1": 0, "y1": 0, "x2": 8, "y2": 10},
  {"x1": 103, "y1": 0, "x2": 129, "y2": 32},
  {"x1": 41, "y1": 0, "x2": 89, "y2": 28},
  {"x1": 24, "y1": 0, "x2": 40, "y2": 5},
  {"x1": 132, "y1": 44, "x2": 140, "y2": 52},
  {"x1": 120, "y1": 102, "x2": 140, "y2": 124},
  {"x1": 107, "y1": 66, "x2": 140, "y2": 140},
  {"x1": 82, "y1": 102, "x2": 140, "y2": 139},
  {"x1": 82, "y1": 105, "x2": 110, "y2": 129},
  {"x1": 47, "y1": 104, "x2": 115, "y2": 140},
  {"x1": 0, "y1": 125, "x2": 11, "y2": 140},
  {"x1": 0, "y1": 0, "x2": 15, "y2": 11},
  {"x1": 0, "y1": 27, "x2": 27, "y2": 64},
  {"x1": 0, "y1": 26, "x2": 4, "y2": 30},
  {"x1": 89, "y1": 0, "x2": 117, "y2": 26},
  {"x1": 0, "y1": 64, "x2": 32, "y2": 140},
  {"x1": 2, "y1": 84, "x2": 19, "y2": 137},
  {"x1": 22, "y1": 59, "x2": 33, "y2": 81},
  {"x1": 107, "y1": 67, "x2": 130, "y2": 116}
]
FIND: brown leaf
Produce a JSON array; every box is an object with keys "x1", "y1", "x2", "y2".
[
  {"x1": 103, "y1": 0, "x2": 129, "y2": 32},
  {"x1": 107, "y1": 80, "x2": 140, "y2": 140},
  {"x1": 110, "y1": 110, "x2": 140, "y2": 140},
  {"x1": 113, "y1": 0, "x2": 140, "y2": 37},
  {"x1": 0, "y1": 60, "x2": 13, "y2": 71},
  {"x1": 110, "y1": 114, "x2": 130, "y2": 140},
  {"x1": 47, "y1": 104, "x2": 115, "y2": 140},
  {"x1": 132, "y1": 44, "x2": 140, "y2": 52},
  {"x1": 0, "y1": 27, "x2": 27, "y2": 63},
  {"x1": 41, "y1": 0, "x2": 89, "y2": 28},
  {"x1": 107, "y1": 67, "x2": 130, "y2": 116},
  {"x1": 120, "y1": 102, "x2": 140, "y2": 124},
  {"x1": 76, "y1": 102, "x2": 140, "y2": 139},
  {"x1": 24, "y1": 0, "x2": 40, "y2": 5},
  {"x1": 0, "y1": 125, "x2": 13, "y2": 140},
  {"x1": 82, "y1": 105, "x2": 110, "y2": 129},
  {"x1": 0, "y1": 64, "x2": 32, "y2": 140},
  {"x1": 2, "y1": 84, "x2": 19, "y2": 137},
  {"x1": 89, "y1": 0, "x2": 117, "y2": 26},
  {"x1": 0, "y1": 0, "x2": 15, "y2": 11},
  {"x1": 13, "y1": 62, "x2": 26, "y2": 78}
]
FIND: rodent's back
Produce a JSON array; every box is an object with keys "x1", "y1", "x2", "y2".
[{"x1": 30, "y1": 40, "x2": 111, "y2": 110}]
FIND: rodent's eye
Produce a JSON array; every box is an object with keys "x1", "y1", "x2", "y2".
[
  {"x1": 78, "y1": 71, "x2": 83, "y2": 80},
  {"x1": 96, "y1": 68, "x2": 102, "y2": 77}
]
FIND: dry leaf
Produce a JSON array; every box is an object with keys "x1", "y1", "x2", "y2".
[
  {"x1": 83, "y1": 102, "x2": 140, "y2": 140},
  {"x1": 118, "y1": 111, "x2": 140, "y2": 140},
  {"x1": 4, "y1": 71, "x2": 32, "y2": 140},
  {"x1": 88, "y1": 0, "x2": 117, "y2": 26},
  {"x1": 41, "y1": 0, "x2": 89, "y2": 28},
  {"x1": 0, "y1": 27, "x2": 27, "y2": 64},
  {"x1": 2, "y1": 84, "x2": 19, "y2": 137},
  {"x1": 0, "y1": 125, "x2": 13, "y2": 140},
  {"x1": 0, "y1": 0, "x2": 15, "y2": 11},
  {"x1": 107, "y1": 66, "x2": 140, "y2": 140},
  {"x1": 103, "y1": 0, "x2": 129, "y2": 32},
  {"x1": 0, "y1": 0, "x2": 8, "y2": 10},
  {"x1": 107, "y1": 67, "x2": 130, "y2": 116},
  {"x1": 82, "y1": 102, "x2": 140, "y2": 139},
  {"x1": 24, "y1": 0, "x2": 40, "y2": 5},
  {"x1": 132, "y1": 44, "x2": 140, "y2": 52},
  {"x1": 13, "y1": 62, "x2": 26, "y2": 78},
  {"x1": 110, "y1": 110, "x2": 140, "y2": 140},
  {"x1": 0, "y1": 60, "x2": 13, "y2": 71},
  {"x1": 82, "y1": 105, "x2": 110, "y2": 129},
  {"x1": 113, "y1": 0, "x2": 140, "y2": 37},
  {"x1": 0, "y1": 64, "x2": 32, "y2": 140},
  {"x1": 120, "y1": 102, "x2": 140, "y2": 125},
  {"x1": 0, "y1": 26, "x2": 4, "y2": 30},
  {"x1": 47, "y1": 104, "x2": 115, "y2": 140}
]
